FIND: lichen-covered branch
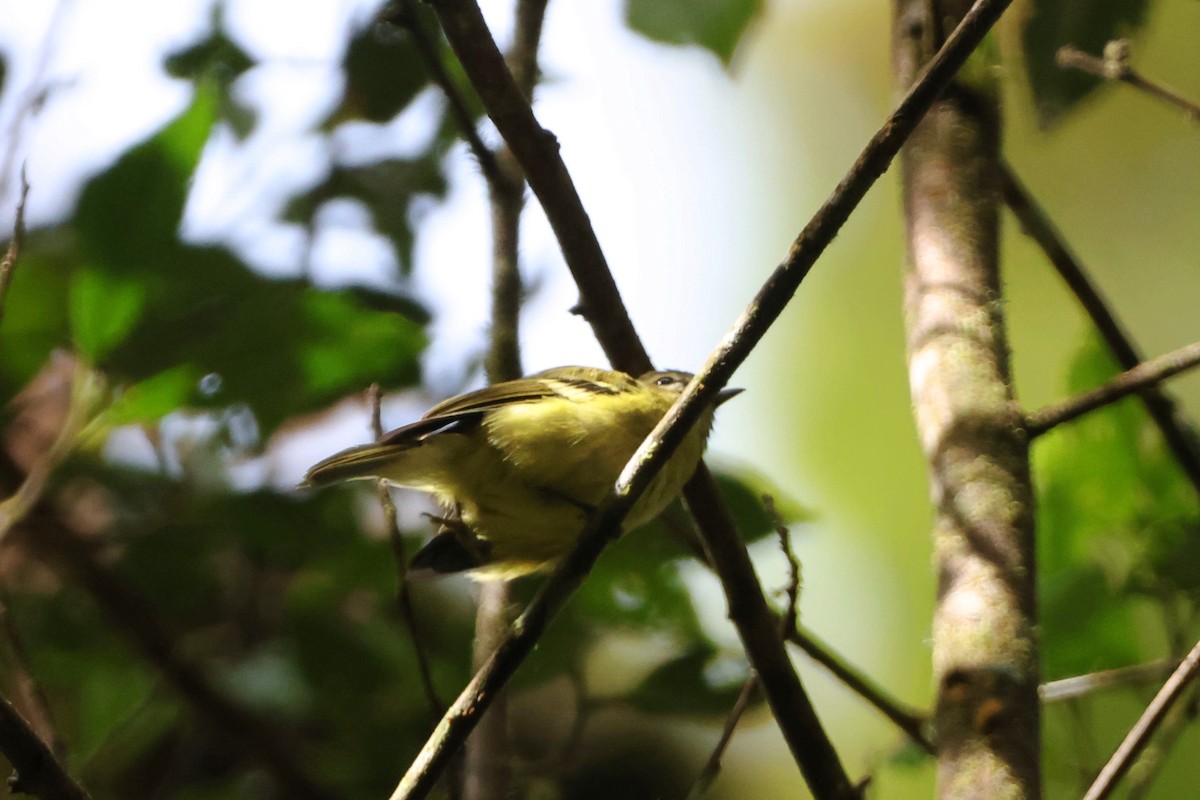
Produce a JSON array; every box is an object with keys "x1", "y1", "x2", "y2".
[{"x1": 894, "y1": 1, "x2": 1039, "y2": 797}]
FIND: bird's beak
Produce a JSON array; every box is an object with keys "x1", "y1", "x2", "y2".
[{"x1": 716, "y1": 387, "x2": 744, "y2": 406}]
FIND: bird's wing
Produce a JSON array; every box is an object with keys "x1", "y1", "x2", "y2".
[
  {"x1": 380, "y1": 369, "x2": 639, "y2": 447},
  {"x1": 375, "y1": 379, "x2": 562, "y2": 447}
]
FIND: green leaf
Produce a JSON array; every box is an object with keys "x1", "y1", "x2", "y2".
[
  {"x1": 76, "y1": 661, "x2": 159, "y2": 755},
  {"x1": 69, "y1": 267, "x2": 148, "y2": 361},
  {"x1": 335, "y1": 21, "x2": 430, "y2": 124},
  {"x1": 285, "y1": 159, "x2": 448, "y2": 276},
  {"x1": 0, "y1": 248, "x2": 72, "y2": 394},
  {"x1": 75, "y1": 86, "x2": 216, "y2": 270},
  {"x1": 103, "y1": 365, "x2": 203, "y2": 426},
  {"x1": 164, "y1": 13, "x2": 258, "y2": 139},
  {"x1": 298, "y1": 288, "x2": 427, "y2": 398},
  {"x1": 1021, "y1": 0, "x2": 1152, "y2": 127},
  {"x1": 164, "y1": 22, "x2": 255, "y2": 85},
  {"x1": 625, "y1": 0, "x2": 762, "y2": 66}
]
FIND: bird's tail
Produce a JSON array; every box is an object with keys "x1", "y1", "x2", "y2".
[{"x1": 302, "y1": 443, "x2": 412, "y2": 488}]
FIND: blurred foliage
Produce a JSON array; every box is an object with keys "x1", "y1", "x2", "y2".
[
  {"x1": 1021, "y1": 0, "x2": 1152, "y2": 127},
  {"x1": 0, "y1": 0, "x2": 1196, "y2": 797},
  {"x1": 164, "y1": 6, "x2": 258, "y2": 138},
  {"x1": 1, "y1": 76, "x2": 427, "y2": 436},
  {"x1": 1035, "y1": 334, "x2": 1200, "y2": 790},
  {"x1": 0, "y1": 9, "x2": 794, "y2": 786},
  {"x1": 625, "y1": 0, "x2": 762, "y2": 67}
]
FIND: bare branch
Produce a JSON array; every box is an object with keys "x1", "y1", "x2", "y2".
[
  {"x1": 0, "y1": 690, "x2": 92, "y2": 800},
  {"x1": 1082, "y1": 636, "x2": 1200, "y2": 800},
  {"x1": 388, "y1": 0, "x2": 1015, "y2": 795},
  {"x1": 683, "y1": 467, "x2": 863, "y2": 798},
  {"x1": 1026, "y1": 341, "x2": 1200, "y2": 436},
  {"x1": 667, "y1": 506, "x2": 933, "y2": 753},
  {"x1": 1000, "y1": 164, "x2": 1200, "y2": 493},
  {"x1": 1058, "y1": 41, "x2": 1200, "y2": 123},
  {"x1": 1039, "y1": 660, "x2": 1178, "y2": 703},
  {"x1": 425, "y1": 0, "x2": 653, "y2": 372},
  {"x1": 688, "y1": 674, "x2": 760, "y2": 799},
  {"x1": 689, "y1": 504, "x2": 803, "y2": 797},
  {"x1": 382, "y1": 0, "x2": 505, "y2": 187},
  {"x1": 786, "y1": 625, "x2": 934, "y2": 754}
]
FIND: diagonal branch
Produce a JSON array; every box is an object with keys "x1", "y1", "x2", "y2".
[
  {"x1": 1000, "y1": 164, "x2": 1200, "y2": 490},
  {"x1": 391, "y1": 0, "x2": 1015, "y2": 796},
  {"x1": 0, "y1": 689, "x2": 92, "y2": 800},
  {"x1": 1082, "y1": 636, "x2": 1200, "y2": 800},
  {"x1": 425, "y1": 0, "x2": 653, "y2": 373},
  {"x1": 383, "y1": 0, "x2": 504, "y2": 187},
  {"x1": 787, "y1": 624, "x2": 934, "y2": 753},
  {"x1": 468, "y1": 3, "x2": 552, "y2": 799},
  {"x1": 1025, "y1": 341, "x2": 1200, "y2": 436}
]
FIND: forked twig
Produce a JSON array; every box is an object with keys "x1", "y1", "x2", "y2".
[
  {"x1": 1082, "y1": 637, "x2": 1200, "y2": 800},
  {"x1": 1058, "y1": 41, "x2": 1200, "y2": 123},
  {"x1": 1026, "y1": 341, "x2": 1200, "y2": 436}
]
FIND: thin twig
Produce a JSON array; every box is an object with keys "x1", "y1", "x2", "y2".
[
  {"x1": 688, "y1": 502, "x2": 801, "y2": 797},
  {"x1": 466, "y1": 3, "x2": 551, "y2": 797},
  {"x1": 1082, "y1": 636, "x2": 1200, "y2": 800},
  {"x1": 1122, "y1": 685, "x2": 1198, "y2": 800},
  {"x1": 687, "y1": 675, "x2": 760, "y2": 799},
  {"x1": 389, "y1": 0, "x2": 1014, "y2": 795},
  {"x1": 666, "y1": 504, "x2": 933, "y2": 753},
  {"x1": 0, "y1": 167, "x2": 30, "y2": 331},
  {"x1": 0, "y1": 689, "x2": 92, "y2": 800},
  {"x1": 1058, "y1": 41, "x2": 1200, "y2": 123},
  {"x1": 369, "y1": 385, "x2": 445, "y2": 719},
  {"x1": 1026, "y1": 341, "x2": 1200, "y2": 436},
  {"x1": 786, "y1": 625, "x2": 934, "y2": 754},
  {"x1": 768, "y1": 496, "x2": 802, "y2": 637},
  {"x1": 382, "y1": 0, "x2": 505, "y2": 187},
  {"x1": 680, "y1": 469, "x2": 858, "y2": 798},
  {"x1": 1040, "y1": 660, "x2": 1179, "y2": 703},
  {"x1": 0, "y1": 0, "x2": 72, "y2": 206},
  {"x1": 1000, "y1": 164, "x2": 1200, "y2": 493},
  {"x1": 427, "y1": 0, "x2": 653, "y2": 372}
]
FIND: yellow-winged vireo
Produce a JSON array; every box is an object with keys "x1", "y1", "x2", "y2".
[{"x1": 303, "y1": 366, "x2": 740, "y2": 579}]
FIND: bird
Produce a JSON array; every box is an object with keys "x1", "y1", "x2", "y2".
[{"x1": 303, "y1": 366, "x2": 740, "y2": 579}]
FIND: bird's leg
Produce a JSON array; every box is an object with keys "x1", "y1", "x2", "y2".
[{"x1": 420, "y1": 506, "x2": 492, "y2": 564}]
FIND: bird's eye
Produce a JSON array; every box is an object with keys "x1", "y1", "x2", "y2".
[{"x1": 656, "y1": 375, "x2": 678, "y2": 387}]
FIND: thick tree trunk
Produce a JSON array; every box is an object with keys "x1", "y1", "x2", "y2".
[{"x1": 893, "y1": 2, "x2": 1040, "y2": 798}]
